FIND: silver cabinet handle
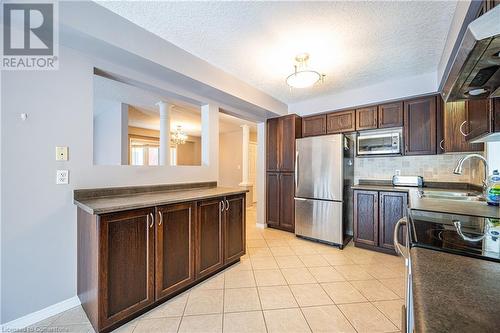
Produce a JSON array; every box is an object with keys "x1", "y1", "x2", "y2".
[
  {"x1": 393, "y1": 217, "x2": 408, "y2": 259},
  {"x1": 225, "y1": 199, "x2": 229, "y2": 211},
  {"x1": 220, "y1": 200, "x2": 225, "y2": 212},
  {"x1": 459, "y1": 121, "x2": 469, "y2": 137},
  {"x1": 149, "y1": 213, "x2": 154, "y2": 228},
  {"x1": 158, "y1": 211, "x2": 163, "y2": 226},
  {"x1": 439, "y1": 139, "x2": 444, "y2": 150}
]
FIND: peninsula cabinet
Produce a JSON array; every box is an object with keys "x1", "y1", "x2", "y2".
[
  {"x1": 77, "y1": 193, "x2": 246, "y2": 333},
  {"x1": 353, "y1": 189, "x2": 408, "y2": 254},
  {"x1": 404, "y1": 96, "x2": 437, "y2": 155}
]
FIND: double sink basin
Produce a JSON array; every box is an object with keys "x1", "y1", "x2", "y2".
[{"x1": 419, "y1": 190, "x2": 485, "y2": 202}]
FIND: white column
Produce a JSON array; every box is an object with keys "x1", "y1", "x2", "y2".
[
  {"x1": 256, "y1": 122, "x2": 267, "y2": 228},
  {"x1": 239, "y1": 124, "x2": 251, "y2": 186},
  {"x1": 157, "y1": 101, "x2": 171, "y2": 166}
]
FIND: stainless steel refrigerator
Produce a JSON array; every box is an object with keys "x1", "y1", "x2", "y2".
[{"x1": 294, "y1": 134, "x2": 354, "y2": 248}]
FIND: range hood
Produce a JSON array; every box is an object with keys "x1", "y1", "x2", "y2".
[{"x1": 441, "y1": 6, "x2": 500, "y2": 102}]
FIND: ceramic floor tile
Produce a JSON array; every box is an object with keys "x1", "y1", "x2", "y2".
[
  {"x1": 373, "y1": 299, "x2": 404, "y2": 329},
  {"x1": 251, "y1": 257, "x2": 279, "y2": 270},
  {"x1": 275, "y1": 255, "x2": 306, "y2": 268},
  {"x1": 253, "y1": 269, "x2": 287, "y2": 286},
  {"x1": 142, "y1": 293, "x2": 188, "y2": 319},
  {"x1": 321, "y1": 282, "x2": 367, "y2": 304},
  {"x1": 379, "y1": 278, "x2": 406, "y2": 298},
  {"x1": 52, "y1": 306, "x2": 90, "y2": 325},
  {"x1": 110, "y1": 320, "x2": 137, "y2": 332},
  {"x1": 47, "y1": 323, "x2": 95, "y2": 333},
  {"x1": 258, "y1": 285, "x2": 298, "y2": 310},
  {"x1": 224, "y1": 287, "x2": 261, "y2": 312},
  {"x1": 291, "y1": 246, "x2": 319, "y2": 255},
  {"x1": 248, "y1": 247, "x2": 273, "y2": 258},
  {"x1": 178, "y1": 314, "x2": 222, "y2": 333},
  {"x1": 334, "y1": 265, "x2": 375, "y2": 281},
  {"x1": 184, "y1": 289, "x2": 223, "y2": 315},
  {"x1": 247, "y1": 239, "x2": 268, "y2": 248},
  {"x1": 308, "y1": 266, "x2": 346, "y2": 283},
  {"x1": 133, "y1": 317, "x2": 181, "y2": 333},
  {"x1": 322, "y1": 253, "x2": 355, "y2": 266},
  {"x1": 263, "y1": 308, "x2": 312, "y2": 333},
  {"x1": 338, "y1": 302, "x2": 398, "y2": 332},
  {"x1": 265, "y1": 239, "x2": 289, "y2": 247},
  {"x1": 358, "y1": 264, "x2": 405, "y2": 279},
  {"x1": 270, "y1": 246, "x2": 295, "y2": 256},
  {"x1": 350, "y1": 280, "x2": 400, "y2": 301},
  {"x1": 223, "y1": 311, "x2": 267, "y2": 333},
  {"x1": 281, "y1": 268, "x2": 317, "y2": 285},
  {"x1": 301, "y1": 305, "x2": 356, "y2": 333},
  {"x1": 289, "y1": 284, "x2": 333, "y2": 307},
  {"x1": 225, "y1": 270, "x2": 256, "y2": 288},
  {"x1": 194, "y1": 273, "x2": 225, "y2": 290},
  {"x1": 228, "y1": 260, "x2": 253, "y2": 271},
  {"x1": 298, "y1": 255, "x2": 330, "y2": 267}
]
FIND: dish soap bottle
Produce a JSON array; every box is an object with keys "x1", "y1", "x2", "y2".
[{"x1": 486, "y1": 170, "x2": 500, "y2": 206}]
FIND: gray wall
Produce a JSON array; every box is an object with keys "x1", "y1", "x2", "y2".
[{"x1": 0, "y1": 46, "x2": 220, "y2": 323}]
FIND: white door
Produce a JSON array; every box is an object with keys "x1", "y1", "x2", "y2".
[{"x1": 249, "y1": 142, "x2": 257, "y2": 203}]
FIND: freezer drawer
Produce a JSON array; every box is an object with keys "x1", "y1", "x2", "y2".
[{"x1": 294, "y1": 198, "x2": 343, "y2": 245}]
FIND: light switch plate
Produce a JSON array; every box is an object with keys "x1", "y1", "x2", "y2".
[
  {"x1": 56, "y1": 146, "x2": 68, "y2": 161},
  {"x1": 56, "y1": 170, "x2": 69, "y2": 184}
]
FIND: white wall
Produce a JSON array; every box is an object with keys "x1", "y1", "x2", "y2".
[
  {"x1": 0, "y1": 46, "x2": 221, "y2": 324},
  {"x1": 93, "y1": 101, "x2": 128, "y2": 165},
  {"x1": 486, "y1": 142, "x2": 500, "y2": 172},
  {"x1": 219, "y1": 131, "x2": 243, "y2": 188}
]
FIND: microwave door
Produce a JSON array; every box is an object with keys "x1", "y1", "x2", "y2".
[{"x1": 358, "y1": 134, "x2": 399, "y2": 155}]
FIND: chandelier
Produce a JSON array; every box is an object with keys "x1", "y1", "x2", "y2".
[
  {"x1": 286, "y1": 53, "x2": 325, "y2": 89},
  {"x1": 171, "y1": 125, "x2": 188, "y2": 145}
]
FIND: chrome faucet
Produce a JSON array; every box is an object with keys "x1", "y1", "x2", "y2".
[{"x1": 453, "y1": 154, "x2": 489, "y2": 193}]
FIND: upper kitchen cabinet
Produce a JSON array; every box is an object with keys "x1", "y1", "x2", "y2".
[
  {"x1": 266, "y1": 115, "x2": 302, "y2": 172},
  {"x1": 378, "y1": 102, "x2": 403, "y2": 128},
  {"x1": 302, "y1": 114, "x2": 327, "y2": 137},
  {"x1": 466, "y1": 98, "x2": 499, "y2": 142},
  {"x1": 327, "y1": 110, "x2": 356, "y2": 134},
  {"x1": 404, "y1": 96, "x2": 437, "y2": 155},
  {"x1": 356, "y1": 106, "x2": 378, "y2": 130},
  {"x1": 442, "y1": 101, "x2": 483, "y2": 153}
]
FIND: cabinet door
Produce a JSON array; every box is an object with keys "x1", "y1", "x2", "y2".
[
  {"x1": 467, "y1": 99, "x2": 491, "y2": 141},
  {"x1": 280, "y1": 116, "x2": 298, "y2": 172},
  {"x1": 302, "y1": 115, "x2": 326, "y2": 137},
  {"x1": 266, "y1": 172, "x2": 280, "y2": 227},
  {"x1": 327, "y1": 110, "x2": 355, "y2": 134},
  {"x1": 224, "y1": 194, "x2": 246, "y2": 264},
  {"x1": 196, "y1": 198, "x2": 224, "y2": 279},
  {"x1": 404, "y1": 96, "x2": 437, "y2": 155},
  {"x1": 443, "y1": 101, "x2": 483, "y2": 152},
  {"x1": 155, "y1": 203, "x2": 195, "y2": 301},
  {"x1": 266, "y1": 118, "x2": 280, "y2": 171},
  {"x1": 279, "y1": 173, "x2": 295, "y2": 232},
  {"x1": 379, "y1": 192, "x2": 407, "y2": 251},
  {"x1": 356, "y1": 107, "x2": 378, "y2": 130},
  {"x1": 353, "y1": 190, "x2": 378, "y2": 246},
  {"x1": 99, "y1": 208, "x2": 155, "y2": 328},
  {"x1": 378, "y1": 102, "x2": 403, "y2": 129}
]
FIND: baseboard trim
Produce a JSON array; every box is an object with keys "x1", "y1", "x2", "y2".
[
  {"x1": 1, "y1": 296, "x2": 81, "y2": 330},
  {"x1": 255, "y1": 222, "x2": 267, "y2": 229}
]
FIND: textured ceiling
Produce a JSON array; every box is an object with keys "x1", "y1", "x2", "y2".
[{"x1": 97, "y1": 1, "x2": 457, "y2": 104}]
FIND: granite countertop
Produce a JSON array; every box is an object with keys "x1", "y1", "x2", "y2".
[
  {"x1": 352, "y1": 182, "x2": 500, "y2": 219},
  {"x1": 74, "y1": 186, "x2": 248, "y2": 215},
  {"x1": 411, "y1": 247, "x2": 500, "y2": 332}
]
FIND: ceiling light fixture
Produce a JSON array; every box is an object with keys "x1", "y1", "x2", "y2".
[
  {"x1": 286, "y1": 53, "x2": 325, "y2": 89},
  {"x1": 171, "y1": 125, "x2": 188, "y2": 145}
]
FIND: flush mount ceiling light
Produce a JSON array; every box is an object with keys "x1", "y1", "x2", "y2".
[
  {"x1": 286, "y1": 53, "x2": 325, "y2": 89},
  {"x1": 467, "y1": 88, "x2": 488, "y2": 96},
  {"x1": 171, "y1": 125, "x2": 188, "y2": 145}
]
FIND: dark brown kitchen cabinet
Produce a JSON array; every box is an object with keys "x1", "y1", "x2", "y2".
[
  {"x1": 302, "y1": 114, "x2": 326, "y2": 137},
  {"x1": 356, "y1": 106, "x2": 378, "y2": 130},
  {"x1": 378, "y1": 102, "x2": 403, "y2": 128},
  {"x1": 155, "y1": 203, "x2": 195, "y2": 301},
  {"x1": 266, "y1": 172, "x2": 295, "y2": 232},
  {"x1": 98, "y1": 208, "x2": 155, "y2": 329},
  {"x1": 196, "y1": 198, "x2": 224, "y2": 279},
  {"x1": 353, "y1": 190, "x2": 378, "y2": 246},
  {"x1": 353, "y1": 190, "x2": 407, "y2": 254},
  {"x1": 327, "y1": 110, "x2": 356, "y2": 133},
  {"x1": 378, "y1": 192, "x2": 408, "y2": 251},
  {"x1": 266, "y1": 115, "x2": 302, "y2": 172},
  {"x1": 466, "y1": 98, "x2": 499, "y2": 142},
  {"x1": 224, "y1": 194, "x2": 246, "y2": 264},
  {"x1": 404, "y1": 96, "x2": 437, "y2": 155},
  {"x1": 442, "y1": 101, "x2": 483, "y2": 153}
]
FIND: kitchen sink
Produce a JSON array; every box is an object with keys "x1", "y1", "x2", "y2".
[{"x1": 419, "y1": 190, "x2": 486, "y2": 202}]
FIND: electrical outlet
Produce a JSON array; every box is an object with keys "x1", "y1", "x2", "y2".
[
  {"x1": 395, "y1": 169, "x2": 401, "y2": 176},
  {"x1": 56, "y1": 146, "x2": 68, "y2": 161},
  {"x1": 56, "y1": 170, "x2": 69, "y2": 184}
]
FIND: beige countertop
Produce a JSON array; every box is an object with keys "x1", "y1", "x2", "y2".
[
  {"x1": 74, "y1": 186, "x2": 248, "y2": 215},
  {"x1": 411, "y1": 247, "x2": 500, "y2": 333}
]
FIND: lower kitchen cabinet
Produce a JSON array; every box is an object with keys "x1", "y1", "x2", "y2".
[
  {"x1": 353, "y1": 189, "x2": 407, "y2": 254},
  {"x1": 77, "y1": 193, "x2": 246, "y2": 333},
  {"x1": 266, "y1": 172, "x2": 295, "y2": 232}
]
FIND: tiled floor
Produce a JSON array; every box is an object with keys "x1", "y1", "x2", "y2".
[{"x1": 33, "y1": 207, "x2": 405, "y2": 332}]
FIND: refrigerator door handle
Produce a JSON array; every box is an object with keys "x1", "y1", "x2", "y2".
[
  {"x1": 295, "y1": 150, "x2": 299, "y2": 191},
  {"x1": 294, "y1": 197, "x2": 307, "y2": 201}
]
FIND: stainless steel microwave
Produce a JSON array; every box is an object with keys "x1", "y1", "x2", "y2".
[{"x1": 357, "y1": 130, "x2": 402, "y2": 156}]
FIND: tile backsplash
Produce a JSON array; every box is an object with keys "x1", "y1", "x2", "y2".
[{"x1": 354, "y1": 153, "x2": 485, "y2": 185}]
